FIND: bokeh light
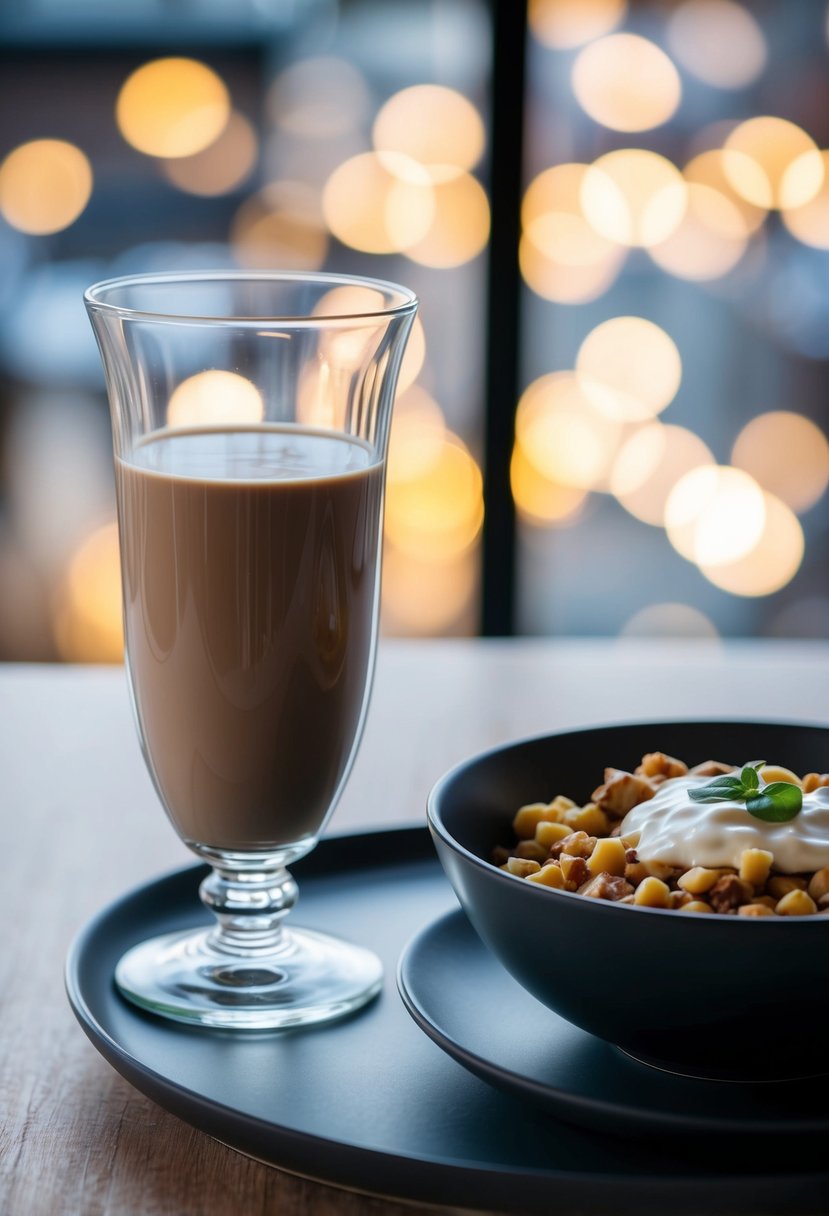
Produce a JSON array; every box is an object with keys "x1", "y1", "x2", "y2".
[
  {"x1": 684, "y1": 149, "x2": 767, "y2": 234},
  {"x1": 387, "y1": 385, "x2": 446, "y2": 484},
  {"x1": 268, "y1": 57, "x2": 370, "y2": 139},
  {"x1": 620, "y1": 602, "x2": 719, "y2": 639},
  {"x1": 610, "y1": 424, "x2": 714, "y2": 525},
  {"x1": 162, "y1": 111, "x2": 257, "y2": 196},
  {"x1": 576, "y1": 317, "x2": 682, "y2": 422},
  {"x1": 510, "y1": 441, "x2": 588, "y2": 525},
  {"x1": 581, "y1": 150, "x2": 687, "y2": 247},
  {"x1": 731, "y1": 411, "x2": 829, "y2": 514},
  {"x1": 322, "y1": 152, "x2": 435, "y2": 254},
  {"x1": 528, "y1": 0, "x2": 627, "y2": 50},
  {"x1": 0, "y1": 140, "x2": 92, "y2": 235},
  {"x1": 373, "y1": 85, "x2": 485, "y2": 178},
  {"x1": 53, "y1": 523, "x2": 123, "y2": 663},
  {"x1": 723, "y1": 117, "x2": 823, "y2": 209},
  {"x1": 167, "y1": 371, "x2": 264, "y2": 428},
  {"x1": 782, "y1": 151, "x2": 829, "y2": 248},
  {"x1": 405, "y1": 172, "x2": 490, "y2": 268},
  {"x1": 384, "y1": 433, "x2": 484, "y2": 560},
  {"x1": 520, "y1": 164, "x2": 625, "y2": 303},
  {"x1": 381, "y1": 544, "x2": 478, "y2": 636},
  {"x1": 665, "y1": 466, "x2": 766, "y2": 566},
  {"x1": 116, "y1": 58, "x2": 230, "y2": 158},
  {"x1": 311, "y1": 284, "x2": 391, "y2": 373},
  {"x1": 648, "y1": 181, "x2": 749, "y2": 280},
  {"x1": 231, "y1": 181, "x2": 328, "y2": 269},
  {"x1": 699, "y1": 492, "x2": 804, "y2": 596},
  {"x1": 515, "y1": 372, "x2": 622, "y2": 490},
  {"x1": 667, "y1": 0, "x2": 767, "y2": 90},
  {"x1": 572, "y1": 34, "x2": 681, "y2": 133}
]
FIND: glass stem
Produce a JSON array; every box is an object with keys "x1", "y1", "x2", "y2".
[{"x1": 199, "y1": 864, "x2": 299, "y2": 955}]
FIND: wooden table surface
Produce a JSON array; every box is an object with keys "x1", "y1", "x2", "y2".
[{"x1": 3, "y1": 637, "x2": 829, "y2": 1216}]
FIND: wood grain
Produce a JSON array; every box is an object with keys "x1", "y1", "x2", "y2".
[{"x1": 2, "y1": 639, "x2": 828, "y2": 1215}]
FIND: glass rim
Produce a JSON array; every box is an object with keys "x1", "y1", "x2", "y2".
[{"x1": 84, "y1": 269, "x2": 419, "y2": 326}]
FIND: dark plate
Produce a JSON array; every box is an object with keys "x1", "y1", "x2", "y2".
[
  {"x1": 398, "y1": 906, "x2": 829, "y2": 1137},
  {"x1": 67, "y1": 827, "x2": 829, "y2": 1215}
]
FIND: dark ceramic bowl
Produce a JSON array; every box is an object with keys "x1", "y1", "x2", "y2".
[{"x1": 428, "y1": 720, "x2": 829, "y2": 1081}]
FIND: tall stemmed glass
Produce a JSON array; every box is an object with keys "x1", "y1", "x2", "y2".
[{"x1": 85, "y1": 272, "x2": 417, "y2": 1029}]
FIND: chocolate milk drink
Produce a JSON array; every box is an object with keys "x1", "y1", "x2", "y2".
[{"x1": 116, "y1": 425, "x2": 383, "y2": 852}]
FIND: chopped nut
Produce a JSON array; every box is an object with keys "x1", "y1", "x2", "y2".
[
  {"x1": 688, "y1": 760, "x2": 734, "y2": 777},
  {"x1": 803, "y1": 773, "x2": 829, "y2": 793},
  {"x1": 549, "y1": 830, "x2": 596, "y2": 859},
  {"x1": 738, "y1": 848, "x2": 774, "y2": 889},
  {"x1": 587, "y1": 836, "x2": 627, "y2": 877},
  {"x1": 776, "y1": 888, "x2": 818, "y2": 916},
  {"x1": 680, "y1": 900, "x2": 713, "y2": 913},
  {"x1": 670, "y1": 889, "x2": 694, "y2": 909},
  {"x1": 491, "y1": 846, "x2": 511, "y2": 866},
  {"x1": 641, "y1": 858, "x2": 678, "y2": 882},
  {"x1": 738, "y1": 903, "x2": 775, "y2": 917},
  {"x1": 591, "y1": 769, "x2": 656, "y2": 816},
  {"x1": 503, "y1": 857, "x2": 540, "y2": 878},
  {"x1": 768, "y1": 875, "x2": 807, "y2": 898},
  {"x1": 624, "y1": 861, "x2": 649, "y2": 885},
  {"x1": 559, "y1": 853, "x2": 589, "y2": 889},
  {"x1": 636, "y1": 751, "x2": 688, "y2": 779},
  {"x1": 708, "y1": 874, "x2": 753, "y2": 913},
  {"x1": 633, "y1": 876, "x2": 671, "y2": 908},
  {"x1": 578, "y1": 873, "x2": 634, "y2": 901}
]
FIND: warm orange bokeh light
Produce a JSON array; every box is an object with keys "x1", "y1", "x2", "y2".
[
  {"x1": 684, "y1": 149, "x2": 767, "y2": 234},
  {"x1": 405, "y1": 172, "x2": 490, "y2": 268},
  {"x1": 572, "y1": 34, "x2": 681, "y2": 133},
  {"x1": 0, "y1": 139, "x2": 92, "y2": 235},
  {"x1": 723, "y1": 117, "x2": 823, "y2": 209},
  {"x1": 576, "y1": 317, "x2": 682, "y2": 423},
  {"x1": 731, "y1": 411, "x2": 829, "y2": 514},
  {"x1": 510, "y1": 442, "x2": 588, "y2": 525},
  {"x1": 373, "y1": 85, "x2": 485, "y2": 178},
  {"x1": 666, "y1": 0, "x2": 766, "y2": 90},
  {"x1": 520, "y1": 164, "x2": 625, "y2": 303},
  {"x1": 116, "y1": 58, "x2": 230, "y2": 158},
  {"x1": 648, "y1": 181, "x2": 749, "y2": 280},
  {"x1": 610, "y1": 424, "x2": 714, "y2": 525},
  {"x1": 698, "y1": 491, "x2": 804, "y2": 597},
  {"x1": 528, "y1": 0, "x2": 627, "y2": 49},
  {"x1": 387, "y1": 385, "x2": 446, "y2": 484},
  {"x1": 231, "y1": 181, "x2": 329, "y2": 270},
  {"x1": 162, "y1": 111, "x2": 257, "y2": 196},
  {"x1": 167, "y1": 371, "x2": 265, "y2": 429},
  {"x1": 384, "y1": 434, "x2": 484, "y2": 560},
  {"x1": 322, "y1": 152, "x2": 435, "y2": 254},
  {"x1": 515, "y1": 372, "x2": 622, "y2": 490},
  {"x1": 665, "y1": 466, "x2": 766, "y2": 567},
  {"x1": 781, "y1": 151, "x2": 829, "y2": 249},
  {"x1": 54, "y1": 523, "x2": 123, "y2": 663},
  {"x1": 381, "y1": 543, "x2": 478, "y2": 636},
  {"x1": 581, "y1": 150, "x2": 687, "y2": 247}
]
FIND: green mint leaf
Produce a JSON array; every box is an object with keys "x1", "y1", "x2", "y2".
[
  {"x1": 745, "y1": 782, "x2": 803, "y2": 823},
  {"x1": 741, "y1": 765, "x2": 760, "y2": 791},
  {"x1": 690, "y1": 777, "x2": 746, "y2": 803}
]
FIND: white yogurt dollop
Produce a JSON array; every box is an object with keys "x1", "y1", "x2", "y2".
[{"x1": 621, "y1": 775, "x2": 829, "y2": 872}]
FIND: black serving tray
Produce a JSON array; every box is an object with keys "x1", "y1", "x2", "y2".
[{"x1": 66, "y1": 827, "x2": 829, "y2": 1215}]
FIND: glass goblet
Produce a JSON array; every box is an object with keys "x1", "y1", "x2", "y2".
[{"x1": 85, "y1": 271, "x2": 417, "y2": 1029}]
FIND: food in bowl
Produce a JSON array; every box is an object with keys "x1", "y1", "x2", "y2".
[{"x1": 494, "y1": 751, "x2": 829, "y2": 916}]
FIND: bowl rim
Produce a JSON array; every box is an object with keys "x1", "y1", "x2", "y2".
[{"x1": 426, "y1": 716, "x2": 829, "y2": 924}]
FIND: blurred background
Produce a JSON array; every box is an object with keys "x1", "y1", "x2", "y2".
[{"x1": 0, "y1": 0, "x2": 827, "y2": 661}]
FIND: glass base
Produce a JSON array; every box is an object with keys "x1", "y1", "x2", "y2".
[{"x1": 115, "y1": 924, "x2": 384, "y2": 1030}]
